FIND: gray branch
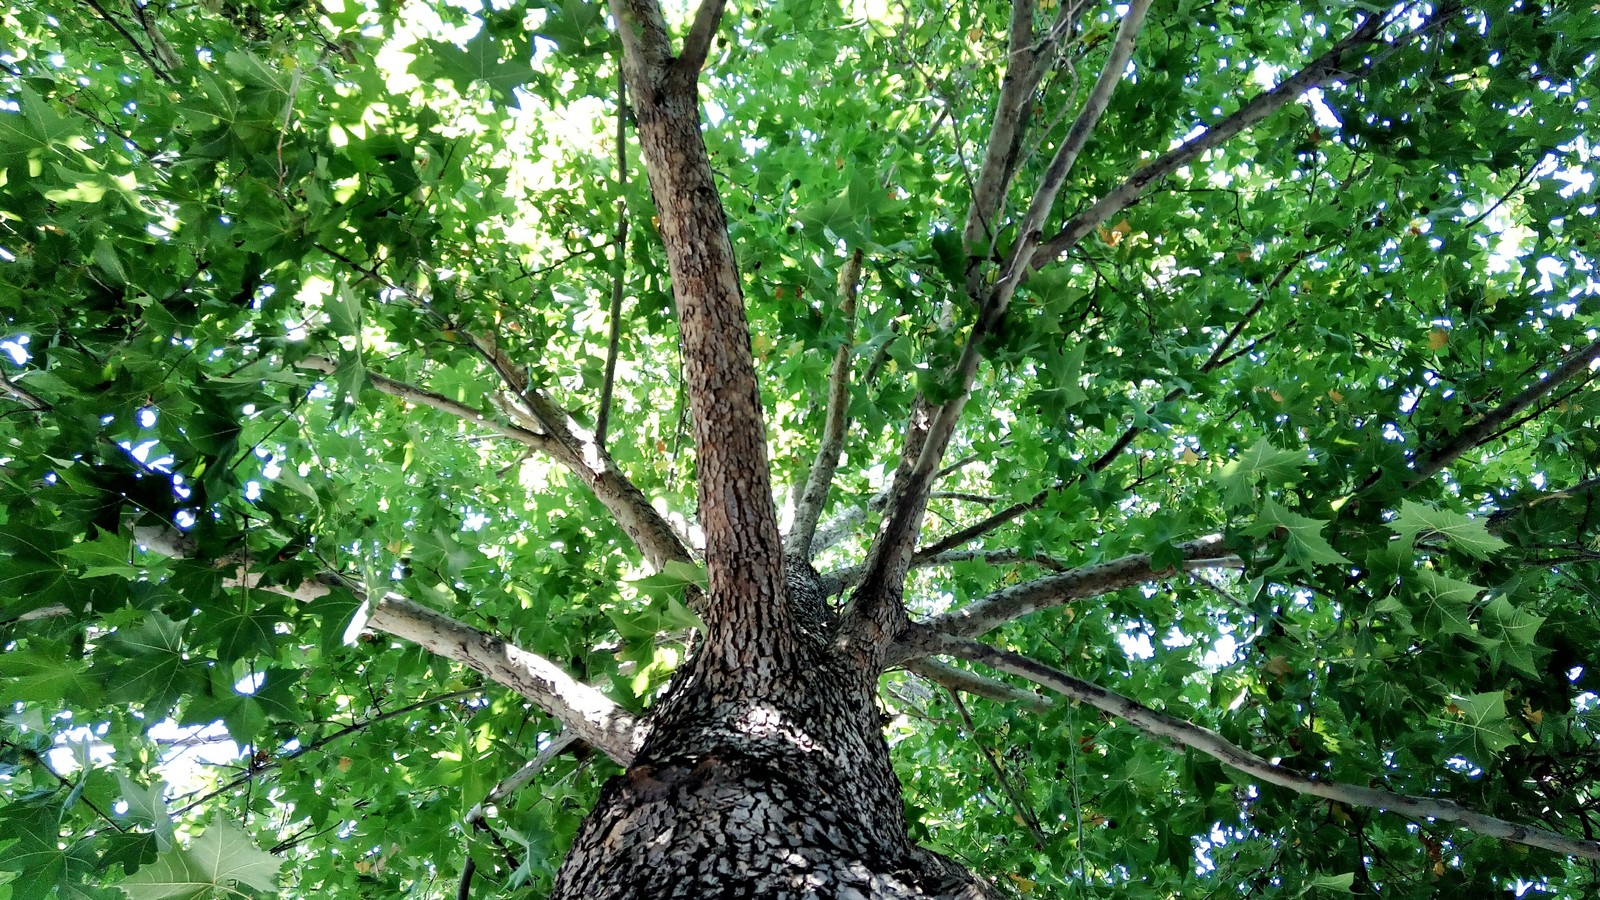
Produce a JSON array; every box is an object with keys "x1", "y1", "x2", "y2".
[{"x1": 918, "y1": 629, "x2": 1600, "y2": 862}]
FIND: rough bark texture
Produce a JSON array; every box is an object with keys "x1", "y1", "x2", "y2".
[
  {"x1": 551, "y1": 565, "x2": 995, "y2": 899},
  {"x1": 546, "y1": 3, "x2": 998, "y2": 896}
]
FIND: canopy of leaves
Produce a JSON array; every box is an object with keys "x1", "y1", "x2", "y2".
[{"x1": 1, "y1": 0, "x2": 1598, "y2": 897}]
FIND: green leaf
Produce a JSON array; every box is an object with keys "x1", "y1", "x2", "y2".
[
  {"x1": 1249, "y1": 499, "x2": 1352, "y2": 569},
  {"x1": 116, "y1": 820, "x2": 282, "y2": 900},
  {"x1": 1444, "y1": 692, "x2": 1518, "y2": 759},
  {"x1": 1218, "y1": 440, "x2": 1310, "y2": 506},
  {"x1": 1389, "y1": 500, "x2": 1509, "y2": 559}
]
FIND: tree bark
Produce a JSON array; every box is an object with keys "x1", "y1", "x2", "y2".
[{"x1": 547, "y1": 3, "x2": 998, "y2": 896}]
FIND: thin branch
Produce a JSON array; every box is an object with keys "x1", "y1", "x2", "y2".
[
  {"x1": 949, "y1": 691, "x2": 1049, "y2": 847},
  {"x1": 296, "y1": 356, "x2": 555, "y2": 452},
  {"x1": 471, "y1": 338, "x2": 695, "y2": 575},
  {"x1": 917, "y1": 535, "x2": 1237, "y2": 643},
  {"x1": 915, "y1": 489, "x2": 1050, "y2": 560},
  {"x1": 916, "y1": 629, "x2": 1600, "y2": 862},
  {"x1": 459, "y1": 732, "x2": 579, "y2": 897},
  {"x1": 1489, "y1": 475, "x2": 1600, "y2": 533},
  {"x1": 5, "y1": 739, "x2": 125, "y2": 832},
  {"x1": 1408, "y1": 336, "x2": 1600, "y2": 485},
  {"x1": 465, "y1": 733, "x2": 578, "y2": 829},
  {"x1": 80, "y1": 0, "x2": 176, "y2": 83},
  {"x1": 360, "y1": 596, "x2": 641, "y2": 766},
  {"x1": 821, "y1": 547, "x2": 1069, "y2": 597},
  {"x1": 903, "y1": 659, "x2": 1053, "y2": 712},
  {"x1": 0, "y1": 370, "x2": 49, "y2": 410},
  {"x1": 1031, "y1": 9, "x2": 1417, "y2": 267},
  {"x1": 787, "y1": 249, "x2": 864, "y2": 559},
  {"x1": 595, "y1": 70, "x2": 630, "y2": 450},
  {"x1": 171, "y1": 688, "x2": 480, "y2": 817}
]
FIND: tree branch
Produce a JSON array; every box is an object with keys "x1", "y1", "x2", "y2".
[
  {"x1": 1032, "y1": 9, "x2": 1410, "y2": 267},
  {"x1": 361, "y1": 596, "x2": 641, "y2": 766},
  {"x1": 127, "y1": 525, "x2": 642, "y2": 766},
  {"x1": 919, "y1": 535, "x2": 1237, "y2": 641},
  {"x1": 297, "y1": 356, "x2": 555, "y2": 453},
  {"x1": 949, "y1": 690, "x2": 1050, "y2": 846},
  {"x1": 0, "y1": 369, "x2": 49, "y2": 411},
  {"x1": 472, "y1": 339, "x2": 696, "y2": 575},
  {"x1": 614, "y1": 0, "x2": 793, "y2": 675},
  {"x1": 677, "y1": 0, "x2": 726, "y2": 75},
  {"x1": 915, "y1": 629, "x2": 1600, "y2": 862},
  {"x1": 840, "y1": 0, "x2": 1155, "y2": 660},
  {"x1": 821, "y1": 547, "x2": 1069, "y2": 598},
  {"x1": 903, "y1": 658, "x2": 1052, "y2": 713},
  {"x1": 595, "y1": 69, "x2": 630, "y2": 450},
  {"x1": 171, "y1": 687, "x2": 481, "y2": 817},
  {"x1": 81, "y1": 0, "x2": 176, "y2": 83},
  {"x1": 787, "y1": 250, "x2": 863, "y2": 559},
  {"x1": 963, "y1": 0, "x2": 1045, "y2": 260},
  {"x1": 1408, "y1": 336, "x2": 1600, "y2": 485}
]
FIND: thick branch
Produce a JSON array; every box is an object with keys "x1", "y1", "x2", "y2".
[
  {"x1": 362, "y1": 596, "x2": 640, "y2": 766},
  {"x1": 129, "y1": 526, "x2": 642, "y2": 766},
  {"x1": 1408, "y1": 336, "x2": 1600, "y2": 485},
  {"x1": 962, "y1": 0, "x2": 1044, "y2": 256},
  {"x1": 613, "y1": 0, "x2": 791, "y2": 668},
  {"x1": 787, "y1": 250, "x2": 863, "y2": 559},
  {"x1": 677, "y1": 0, "x2": 726, "y2": 75},
  {"x1": 921, "y1": 535, "x2": 1237, "y2": 641},
  {"x1": 1032, "y1": 10, "x2": 1401, "y2": 266},
  {"x1": 918, "y1": 630, "x2": 1600, "y2": 862}
]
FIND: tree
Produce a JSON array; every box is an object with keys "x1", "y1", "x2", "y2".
[{"x1": 2, "y1": 0, "x2": 1599, "y2": 894}]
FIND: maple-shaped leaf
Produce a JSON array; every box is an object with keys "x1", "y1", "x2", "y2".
[
  {"x1": 1411, "y1": 568, "x2": 1482, "y2": 638},
  {"x1": 117, "y1": 820, "x2": 281, "y2": 900},
  {"x1": 1217, "y1": 440, "x2": 1310, "y2": 506},
  {"x1": 424, "y1": 32, "x2": 536, "y2": 99},
  {"x1": 1249, "y1": 498, "x2": 1352, "y2": 569},
  {"x1": 1443, "y1": 692, "x2": 1519, "y2": 761},
  {"x1": 1388, "y1": 500, "x2": 1509, "y2": 559}
]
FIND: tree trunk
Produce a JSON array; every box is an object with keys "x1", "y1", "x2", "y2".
[
  {"x1": 551, "y1": 4, "x2": 1000, "y2": 894},
  {"x1": 551, "y1": 566, "x2": 994, "y2": 899}
]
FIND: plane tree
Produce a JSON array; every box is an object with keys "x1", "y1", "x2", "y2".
[{"x1": 2, "y1": 0, "x2": 1599, "y2": 896}]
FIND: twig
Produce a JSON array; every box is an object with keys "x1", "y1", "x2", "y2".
[
  {"x1": 170, "y1": 689, "x2": 479, "y2": 817},
  {"x1": 0, "y1": 370, "x2": 48, "y2": 410},
  {"x1": 80, "y1": 0, "x2": 176, "y2": 83},
  {"x1": 949, "y1": 691, "x2": 1049, "y2": 847}
]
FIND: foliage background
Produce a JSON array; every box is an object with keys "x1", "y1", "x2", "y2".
[{"x1": 1, "y1": 0, "x2": 1598, "y2": 896}]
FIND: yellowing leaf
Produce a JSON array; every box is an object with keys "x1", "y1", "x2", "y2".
[
  {"x1": 1007, "y1": 873, "x2": 1037, "y2": 893},
  {"x1": 1427, "y1": 328, "x2": 1449, "y2": 350}
]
